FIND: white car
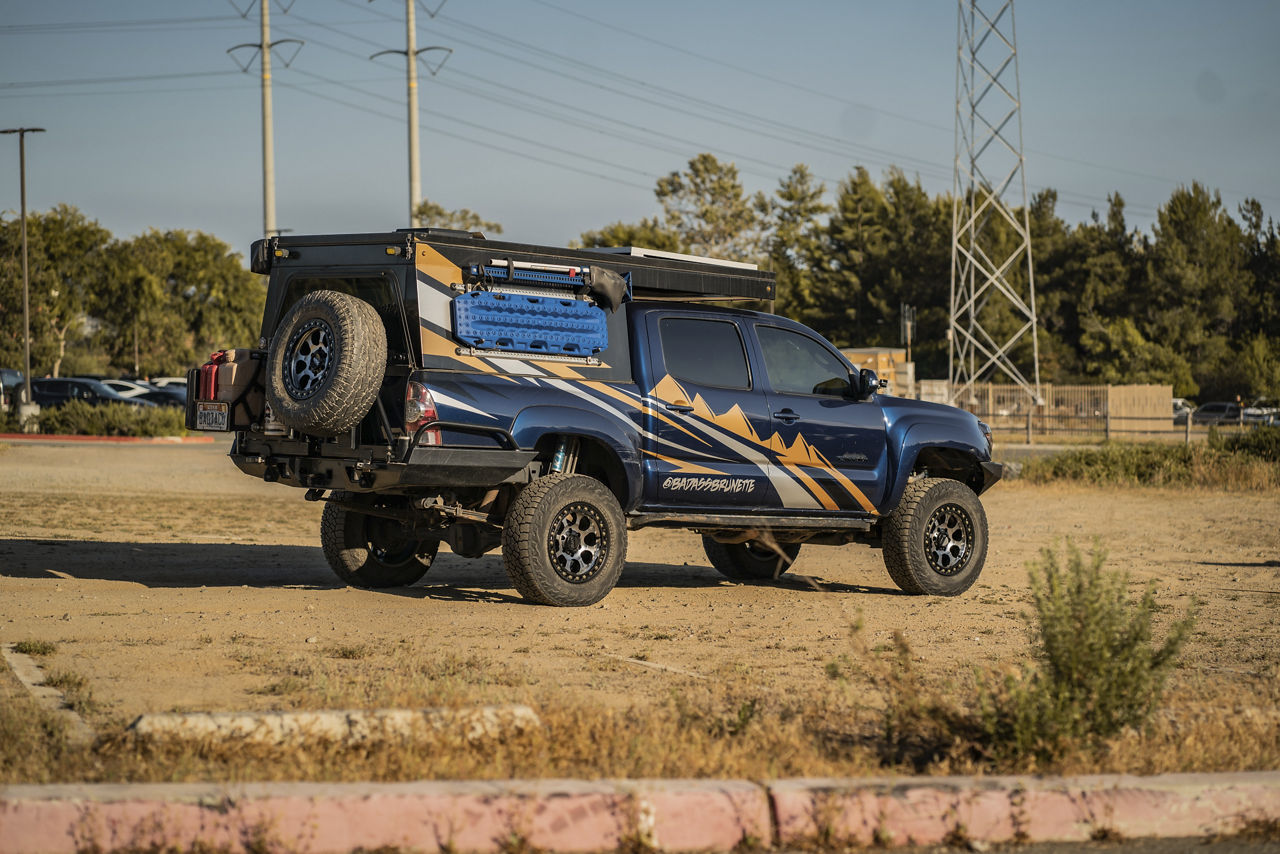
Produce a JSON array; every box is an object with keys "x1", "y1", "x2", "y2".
[
  {"x1": 149, "y1": 377, "x2": 188, "y2": 390},
  {"x1": 100, "y1": 379, "x2": 157, "y2": 399}
]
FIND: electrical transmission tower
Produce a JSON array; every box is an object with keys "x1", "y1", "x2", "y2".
[{"x1": 949, "y1": 0, "x2": 1041, "y2": 407}]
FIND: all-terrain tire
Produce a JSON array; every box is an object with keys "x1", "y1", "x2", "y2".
[
  {"x1": 267, "y1": 289, "x2": 387, "y2": 437},
  {"x1": 321, "y1": 492, "x2": 438, "y2": 588},
  {"x1": 882, "y1": 477, "x2": 988, "y2": 596},
  {"x1": 501, "y1": 474, "x2": 627, "y2": 606},
  {"x1": 702, "y1": 536, "x2": 800, "y2": 581}
]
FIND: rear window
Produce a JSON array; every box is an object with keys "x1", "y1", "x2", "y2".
[{"x1": 659, "y1": 317, "x2": 750, "y2": 389}]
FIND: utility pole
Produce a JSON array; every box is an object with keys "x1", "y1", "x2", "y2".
[
  {"x1": 371, "y1": 1, "x2": 452, "y2": 228},
  {"x1": 949, "y1": 0, "x2": 1041, "y2": 409},
  {"x1": 1, "y1": 127, "x2": 45, "y2": 411},
  {"x1": 229, "y1": 1, "x2": 302, "y2": 238}
]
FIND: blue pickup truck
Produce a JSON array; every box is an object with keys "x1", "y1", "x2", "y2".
[{"x1": 188, "y1": 229, "x2": 1001, "y2": 606}]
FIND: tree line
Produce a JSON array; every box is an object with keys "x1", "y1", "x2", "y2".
[
  {"x1": 0, "y1": 205, "x2": 263, "y2": 380},
  {"x1": 3, "y1": 155, "x2": 1277, "y2": 402},
  {"x1": 579, "y1": 154, "x2": 1279, "y2": 402}
]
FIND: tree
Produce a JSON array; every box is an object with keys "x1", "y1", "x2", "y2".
[
  {"x1": 655, "y1": 153, "x2": 765, "y2": 262},
  {"x1": 0, "y1": 205, "x2": 111, "y2": 377},
  {"x1": 576, "y1": 217, "x2": 684, "y2": 252},
  {"x1": 412, "y1": 198, "x2": 503, "y2": 235},
  {"x1": 95, "y1": 230, "x2": 264, "y2": 377},
  {"x1": 762, "y1": 164, "x2": 830, "y2": 327}
]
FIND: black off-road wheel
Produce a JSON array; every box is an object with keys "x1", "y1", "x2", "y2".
[
  {"x1": 882, "y1": 477, "x2": 988, "y2": 596},
  {"x1": 501, "y1": 474, "x2": 626, "y2": 606},
  {"x1": 702, "y1": 536, "x2": 800, "y2": 581},
  {"x1": 321, "y1": 493, "x2": 438, "y2": 588},
  {"x1": 267, "y1": 289, "x2": 387, "y2": 437}
]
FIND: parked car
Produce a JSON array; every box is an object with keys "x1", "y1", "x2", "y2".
[
  {"x1": 1172, "y1": 397, "x2": 1194, "y2": 425},
  {"x1": 1244, "y1": 398, "x2": 1278, "y2": 425},
  {"x1": 139, "y1": 387, "x2": 186, "y2": 408},
  {"x1": 1190, "y1": 401, "x2": 1242, "y2": 425},
  {"x1": 30, "y1": 378, "x2": 156, "y2": 409},
  {"x1": 150, "y1": 377, "x2": 188, "y2": 390},
  {"x1": 1, "y1": 367, "x2": 24, "y2": 408},
  {"x1": 187, "y1": 229, "x2": 1002, "y2": 606},
  {"x1": 101, "y1": 378, "x2": 158, "y2": 399}
]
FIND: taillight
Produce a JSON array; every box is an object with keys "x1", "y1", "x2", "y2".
[{"x1": 404, "y1": 381, "x2": 441, "y2": 446}]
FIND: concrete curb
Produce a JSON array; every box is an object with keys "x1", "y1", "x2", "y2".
[
  {"x1": 0, "y1": 433, "x2": 216, "y2": 444},
  {"x1": 1, "y1": 773, "x2": 1277, "y2": 853}
]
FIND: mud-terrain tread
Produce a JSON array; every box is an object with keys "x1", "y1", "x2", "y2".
[
  {"x1": 321, "y1": 491, "x2": 437, "y2": 588},
  {"x1": 882, "y1": 477, "x2": 987, "y2": 596},
  {"x1": 267, "y1": 290, "x2": 387, "y2": 438},
  {"x1": 501, "y1": 473, "x2": 626, "y2": 606},
  {"x1": 702, "y1": 536, "x2": 800, "y2": 581}
]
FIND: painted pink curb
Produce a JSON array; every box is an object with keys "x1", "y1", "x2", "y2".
[
  {"x1": 0, "y1": 433, "x2": 215, "y2": 444},
  {"x1": 769, "y1": 772, "x2": 1280, "y2": 847},
  {"x1": 0, "y1": 779, "x2": 767, "y2": 854},
  {"x1": 2, "y1": 773, "x2": 1278, "y2": 853}
]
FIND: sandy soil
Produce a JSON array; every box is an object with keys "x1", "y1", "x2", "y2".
[{"x1": 0, "y1": 440, "x2": 1277, "y2": 722}]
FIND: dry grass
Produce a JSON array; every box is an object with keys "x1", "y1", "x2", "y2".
[{"x1": 3, "y1": 625, "x2": 1276, "y2": 786}]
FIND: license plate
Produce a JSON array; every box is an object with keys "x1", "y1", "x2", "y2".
[{"x1": 195, "y1": 400, "x2": 229, "y2": 431}]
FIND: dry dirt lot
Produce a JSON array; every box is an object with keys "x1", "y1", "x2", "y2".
[{"x1": 0, "y1": 440, "x2": 1277, "y2": 725}]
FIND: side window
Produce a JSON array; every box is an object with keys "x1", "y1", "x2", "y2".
[
  {"x1": 757, "y1": 326, "x2": 851, "y2": 397},
  {"x1": 659, "y1": 317, "x2": 750, "y2": 389}
]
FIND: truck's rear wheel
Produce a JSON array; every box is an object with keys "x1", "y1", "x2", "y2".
[
  {"x1": 501, "y1": 474, "x2": 626, "y2": 606},
  {"x1": 702, "y1": 536, "x2": 800, "y2": 581},
  {"x1": 321, "y1": 494, "x2": 437, "y2": 588},
  {"x1": 882, "y1": 477, "x2": 987, "y2": 596},
  {"x1": 267, "y1": 289, "x2": 386, "y2": 438}
]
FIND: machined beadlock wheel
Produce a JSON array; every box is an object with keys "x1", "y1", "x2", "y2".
[
  {"x1": 702, "y1": 537, "x2": 801, "y2": 581},
  {"x1": 321, "y1": 492, "x2": 438, "y2": 588},
  {"x1": 882, "y1": 477, "x2": 988, "y2": 596},
  {"x1": 266, "y1": 289, "x2": 387, "y2": 438},
  {"x1": 501, "y1": 474, "x2": 626, "y2": 606}
]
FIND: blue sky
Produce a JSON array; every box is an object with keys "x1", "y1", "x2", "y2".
[{"x1": 2, "y1": 0, "x2": 1278, "y2": 261}]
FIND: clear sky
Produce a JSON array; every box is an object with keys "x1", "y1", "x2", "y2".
[{"x1": 2, "y1": 0, "x2": 1278, "y2": 262}]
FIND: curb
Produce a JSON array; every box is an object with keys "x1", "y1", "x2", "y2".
[
  {"x1": 0, "y1": 433, "x2": 216, "y2": 444},
  {"x1": 1, "y1": 773, "x2": 1277, "y2": 853}
]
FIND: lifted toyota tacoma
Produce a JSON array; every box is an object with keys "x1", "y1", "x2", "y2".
[{"x1": 187, "y1": 229, "x2": 1001, "y2": 606}]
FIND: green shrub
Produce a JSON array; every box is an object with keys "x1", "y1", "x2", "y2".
[
  {"x1": 1212, "y1": 425, "x2": 1280, "y2": 462},
  {"x1": 978, "y1": 542, "x2": 1195, "y2": 764},
  {"x1": 1023, "y1": 439, "x2": 1280, "y2": 489},
  {"x1": 37, "y1": 400, "x2": 186, "y2": 437}
]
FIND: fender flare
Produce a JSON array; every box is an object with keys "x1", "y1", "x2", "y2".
[
  {"x1": 883, "y1": 419, "x2": 989, "y2": 511},
  {"x1": 509, "y1": 404, "x2": 643, "y2": 511}
]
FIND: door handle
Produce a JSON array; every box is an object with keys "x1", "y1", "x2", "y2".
[
  {"x1": 665, "y1": 399, "x2": 694, "y2": 413},
  {"x1": 774, "y1": 409, "x2": 801, "y2": 424}
]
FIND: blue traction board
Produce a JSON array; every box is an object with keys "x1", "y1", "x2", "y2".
[{"x1": 451, "y1": 291, "x2": 609, "y2": 356}]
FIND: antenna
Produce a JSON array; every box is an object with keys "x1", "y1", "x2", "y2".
[{"x1": 949, "y1": 0, "x2": 1041, "y2": 407}]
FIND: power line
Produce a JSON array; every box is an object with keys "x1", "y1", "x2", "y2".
[
  {"x1": 0, "y1": 70, "x2": 242, "y2": 89},
  {"x1": 276, "y1": 78, "x2": 653, "y2": 193}
]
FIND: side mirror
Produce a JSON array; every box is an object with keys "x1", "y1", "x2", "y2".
[{"x1": 858, "y1": 368, "x2": 887, "y2": 399}]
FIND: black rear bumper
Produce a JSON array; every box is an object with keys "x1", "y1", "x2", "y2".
[{"x1": 231, "y1": 441, "x2": 538, "y2": 492}]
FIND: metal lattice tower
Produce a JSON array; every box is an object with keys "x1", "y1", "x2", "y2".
[{"x1": 949, "y1": 0, "x2": 1041, "y2": 407}]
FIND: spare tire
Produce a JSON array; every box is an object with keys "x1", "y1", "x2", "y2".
[{"x1": 266, "y1": 289, "x2": 387, "y2": 437}]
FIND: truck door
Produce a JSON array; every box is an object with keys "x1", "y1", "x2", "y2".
[
  {"x1": 638, "y1": 313, "x2": 780, "y2": 510},
  {"x1": 752, "y1": 322, "x2": 888, "y2": 514}
]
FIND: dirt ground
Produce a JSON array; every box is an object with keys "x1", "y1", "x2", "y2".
[{"x1": 0, "y1": 439, "x2": 1277, "y2": 724}]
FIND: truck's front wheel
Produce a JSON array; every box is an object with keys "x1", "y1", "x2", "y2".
[
  {"x1": 321, "y1": 494, "x2": 438, "y2": 588},
  {"x1": 501, "y1": 474, "x2": 626, "y2": 606},
  {"x1": 882, "y1": 477, "x2": 987, "y2": 596}
]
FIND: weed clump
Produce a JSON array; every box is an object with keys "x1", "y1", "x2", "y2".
[{"x1": 977, "y1": 542, "x2": 1196, "y2": 765}]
